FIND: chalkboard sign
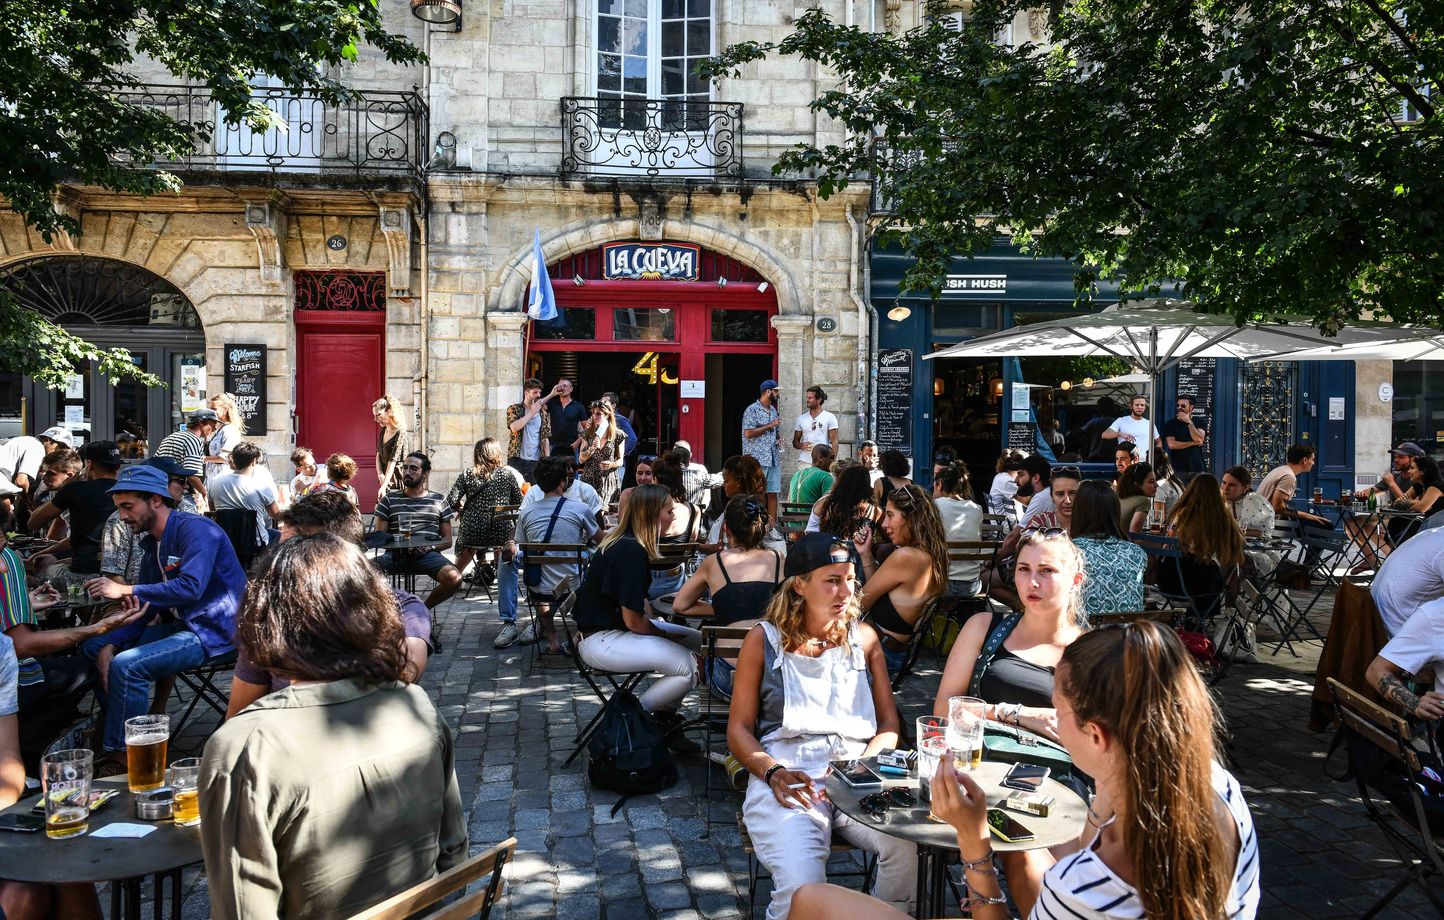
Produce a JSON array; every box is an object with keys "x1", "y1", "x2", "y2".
[
  {"x1": 223, "y1": 344, "x2": 267, "y2": 435},
  {"x1": 1007, "y1": 422, "x2": 1036, "y2": 453},
  {"x1": 1175, "y1": 358, "x2": 1215, "y2": 470},
  {"x1": 876, "y1": 348, "x2": 913, "y2": 457}
]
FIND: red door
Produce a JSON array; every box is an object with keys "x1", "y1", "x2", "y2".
[{"x1": 296, "y1": 311, "x2": 385, "y2": 512}]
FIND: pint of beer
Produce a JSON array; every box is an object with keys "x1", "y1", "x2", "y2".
[
  {"x1": 168, "y1": 758, "x2": 202, "y2": 827},
  {"x1": 124, "y1": 714, "x2": 170, "y2": 793},
  {"x1": 41, "y1": 749, "x2": 93, "y2": 839}
]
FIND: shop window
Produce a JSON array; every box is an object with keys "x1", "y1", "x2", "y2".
[
  {"x1": 613, "y1": 307, "x2": 676, "y2": 341},
  {"x1": 0, "y1": 255, "x2": 200, "y2": 328},
  {"x1": 932, "y1": 303, "x2": 1003, "y2": 338},
  {"x1": 531, "y1": 307, "x2": 598, "y2": 341},
  {"x1": 1391, "y1": 360, "x2": 1444, "y2": 455},
  {"x1": 0, "y1": 371, "x2": 22, "y2": 440},
  {"x1": 710, "y1": 309, "x2": 769, "y2": 343}
]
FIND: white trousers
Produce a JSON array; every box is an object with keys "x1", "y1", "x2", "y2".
[
  {"x1": 579, "y1": 627, "x2": 700, "y2": 713},
  {"x1": 743, "y1": 775, "x2": 918, "y2": 920}
]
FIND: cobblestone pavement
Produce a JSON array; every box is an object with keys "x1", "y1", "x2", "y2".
[{"x1": 142, "y1": 583, "x2": 1444, "y2": 918}]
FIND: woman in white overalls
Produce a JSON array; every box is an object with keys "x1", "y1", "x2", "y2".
[{"x1": 728, "y1": 532, "x2": 918, "y2": 920}]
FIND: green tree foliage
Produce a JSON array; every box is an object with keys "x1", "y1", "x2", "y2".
[
  {"x1": 0, "y1": 0, "x2": 423, "y2": 388},
  {"x1": 706, "y1": 0, "x2": 1444, "y2": 333}
]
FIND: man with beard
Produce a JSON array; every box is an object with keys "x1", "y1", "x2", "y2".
[
  {"x1": 373, "y1": 452, "x2": 463, "y2": 611},
  {"x1": 80, "y1": 464, "x2": 245, "y2": 766},
  {"x1": 1013, "y1": 454, "x2": 1055, "y2": 526}
]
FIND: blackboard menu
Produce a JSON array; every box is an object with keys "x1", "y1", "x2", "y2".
[
  {"x1": 1008, "y1": 421, "x2": 1036, "y2": 453},
  {"x1": 224, "y1": 344, "x2": 267, "y2": 435},
  {"x1": 1175, "y1": 358, "x2": 1215, "y2": 470},
  {"x1": 876, "y1": 348, "x2": 913, "y2": 457}
]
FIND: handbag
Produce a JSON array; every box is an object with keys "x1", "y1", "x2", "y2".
[{"x1": 522, "y1": 497, "x2": 568, "y2": 588}]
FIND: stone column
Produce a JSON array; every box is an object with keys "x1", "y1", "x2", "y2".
[
  {"x1": 486, "y1": 311, "x2": 532, "y2": 423},
  {"x1": 1354, "y1": 359, "x2": 1394, "y2": 485},
  {"x1": 772, "y1": 314, "x2": 813, "y2": 482}
]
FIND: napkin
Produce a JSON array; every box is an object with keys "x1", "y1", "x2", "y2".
[{"x1": 91, "y1": 823, "x2": 157, "y2": 838}]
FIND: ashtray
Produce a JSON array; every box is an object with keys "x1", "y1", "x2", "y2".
[{"x1": 135, "y1": 787, "x2": 174, "y2": 820}]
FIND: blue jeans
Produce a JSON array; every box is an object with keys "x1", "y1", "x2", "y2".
[
  {"x1": 497, "y1": 552, "x2": 520, "y2": 623},
  {"x1": 81, "y1": 624, "x2": 207, "y2": 752}
]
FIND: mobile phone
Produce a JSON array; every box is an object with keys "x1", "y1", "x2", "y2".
[
  {"x1": 987, "y1": 808, "x2": 1036, "y2": 843},
  {"x1": 1001, "y1": 762, "x2": 1050, "y2": 792},
  {"x1": 829, "y1": 759, "x2": 885, "y2": 789},
  {"x1": 0, "y1": 813, "x2": 44, "y2": 833}
]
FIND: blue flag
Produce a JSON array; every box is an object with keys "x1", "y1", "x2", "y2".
[{"x1": 526, "y1": 230, "x2": 557, "y2": 321}]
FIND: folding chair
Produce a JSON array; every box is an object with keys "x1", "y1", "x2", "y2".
[
  {"x1": 1327, "y1": 679, "x2": 1444, "y2": 918},
  {"x1": 554, "y1": 588, "x2": 651, "y2": 768},
  {"x1": 516, "y1": 542, "x2": 589, "y2": 665},
  {"x1": 1295, "y1": 523, "x2": 1353, "y2": 622},
  {"x1": 346, "y1": 836, "x2": 517, "y2": 920},
  {"x1": 699, "y1": 624, "x2": 753, "y2": 837},
  {"x1": 884, "y1": 598, "x2": 941, "y2": 692},
  {"x1": 462, "y1": 505, "x2": 519, "y2": 601},
  {"x1": 980, "y1": 514, "x2": 1010, "y2": 542},
  {"x1": 170, "y1": 651, "x2": 239, "y2": 753}
]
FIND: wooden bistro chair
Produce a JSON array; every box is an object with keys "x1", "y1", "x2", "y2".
[
  {"x1": 698, "y1": 625, "x2": 754, "y2": 837},
  {"x1": 462, "y1": 505, "x2": 519, "y2": 601},
  {"x1": 516, "y1": 542, "x2": 589, "y2": 666},
  {"x1": 347, "y1": 836, "x2": 518, "y2": 920}
]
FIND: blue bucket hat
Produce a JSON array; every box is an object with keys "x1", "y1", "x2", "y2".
[{"x1": 108, "y1": 463, "x2": 172, "y2": 497}]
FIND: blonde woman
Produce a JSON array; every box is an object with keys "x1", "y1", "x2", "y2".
[
  {"x1": 373, "y1": 395, "x2": 409, "y2": 501},
  {"x1": 576, "y1": 399, "x2": 625, "y2": 508},
  {"x1": 447, "y1": 438, "x2": 523, "y2": 585},
  {"x1": 727, "y1": 532, "x2": 917, "y2": 920},
  {"x1": 205, "y1": 392, "x2": 246, "y2": 487},
  {"x1": 573, "y1": 483, "x2": 701, "y2": 748}
]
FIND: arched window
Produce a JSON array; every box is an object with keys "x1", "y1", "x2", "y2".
[{"x1": 0, "y1": 255, "x2": 201, "y2": 328}]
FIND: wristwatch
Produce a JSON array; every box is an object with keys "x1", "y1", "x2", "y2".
[{"x1": 763, "y1": 763, "x2": 787, "y2": 784}]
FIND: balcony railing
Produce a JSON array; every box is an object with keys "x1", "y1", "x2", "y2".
[
  {"x1": 560, "y1": 96, "x2": 743, "y2": 180},
  {"x1": 871, "y1": 141, "x2": 961, "y2": 214},
  {"x1": 114, "y1": 85, "x2": 428, "y2": 190}
]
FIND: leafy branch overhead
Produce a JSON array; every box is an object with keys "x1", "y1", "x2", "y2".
[
  {"x1": 703, "y1": 0, "x2": 1444, "y2": 333},
  {"x1": 0, "y1": 0, "x2": 423, "y2": 387}
]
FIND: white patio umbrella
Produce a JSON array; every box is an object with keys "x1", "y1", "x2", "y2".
[{"x1": 1250, "y1": 329, "x2": 1444, "y2": 363}]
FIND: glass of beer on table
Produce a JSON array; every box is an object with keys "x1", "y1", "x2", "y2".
[
  {"x1": 947, "y1": 696, "x2": 987, "y2": 771},
  {"x1": 168, "y1": 758, "x2": 202, "y2": 827},
  {"x1": 41, "y1": 749, "x2": 93, "y2": 839},
  {"x1": 124, "y1": 714, "x2": 170, "y2": 793}
]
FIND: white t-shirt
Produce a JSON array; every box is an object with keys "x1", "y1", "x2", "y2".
[
  {"x1": 794, "y1": 410, "x2": 839, "y2": 465},
  {"x1": 935, "y1": 497, "x2": 984, "y2": 582},
  {"x1": 205, "y1": 424, "x2": 243, "y2": 485},
  {"x1": 1107, "y1": 416, "x2": 1160, "y2": 463},
  {"x1": 989, "y1": 472, "x2": 1019, "y2": 516},
  {"x1": 208, "y1": 471, "x2": 278, "y2": 546},
  {"x1": 1379, "y1": 597, "x2": 1444, "y2": 696},
  {"x1": 0, "y1": 436, "x2": 46, "y2": 488},
  {"x1": 522, "y1": 477, "x2": 602, "y2": 519},
  {"x1": 1373, "y1": 527, "x2": 1444, "y2": 635},
  {"x1": 0, "y1": 633, "x2": 17, "y2": 717}
]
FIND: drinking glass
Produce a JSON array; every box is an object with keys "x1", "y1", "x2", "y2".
[
  {"x1": 124, "y1": 714, "x2": 170, "y2": 793},
  {"x1": 1312, "y1": 486, "x2": 1324, "y2": 505},
  {"x1": 168, "y1": 758, "x2": 202, "y2": 827},
  {"x1": 916, "y1": 715, "x2": 950, "y2": 804},
  {"x1": 41, "y1": 749, "x2": 93, "y2": 839},
  {"x1": 946, "y1": 696, "x2": 987, "y2": 772}
]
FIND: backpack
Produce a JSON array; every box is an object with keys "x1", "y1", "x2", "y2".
[{"x1": 587, "y1": 690, "x2": 678, "y2": 814}]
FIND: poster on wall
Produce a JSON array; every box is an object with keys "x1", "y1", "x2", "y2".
[
  {"x1": 1175, "y1": 358, "x2": 1216, "y2": 470},
  {"x1": 876, "y1": 348, "x2": 914, "y2": 459},
  {"x1": 180, "y1": 363, "x2": 206, "y2": 413},
  {"x1": 64, "y1": 374, "x2": 84, "y2": 400},
  {"x1": 223, "y1": 344, "x2": 267, "y2": 435}
]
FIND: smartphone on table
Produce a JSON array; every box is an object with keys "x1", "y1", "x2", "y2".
[
  {"x1": 1001, "y1": 762, "x2": 1050, "y2": 792},
  {"x1": 987, "y1": 808, "x2": 1036, "y2": 843},
  {"x1": 0, "y1": 813, "x2": 44, "y2": 833},
  {"x1": 829, "y1": 759, "x2": 885, "y2": 790}
]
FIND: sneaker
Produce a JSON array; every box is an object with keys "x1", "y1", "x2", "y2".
[
  {"x1": 516, "y1": 623, "x2": 540, "y2": 645},
  {"x1": 493, "y1": 623, "x2": 520, "y2": 649}
]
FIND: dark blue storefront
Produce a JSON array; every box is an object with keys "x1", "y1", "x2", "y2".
[{"x1": 871, "y1": 240, "x2": 1357, "y2": 495}]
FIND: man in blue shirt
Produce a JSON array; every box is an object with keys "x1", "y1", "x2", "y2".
[{"x1": 81, "y1": 464, "x2": 246, "y2": 760}]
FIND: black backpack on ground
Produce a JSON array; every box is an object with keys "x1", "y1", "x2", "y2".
[{"x1": 587, "y1": 690, "x2": 678, "y2": 814}]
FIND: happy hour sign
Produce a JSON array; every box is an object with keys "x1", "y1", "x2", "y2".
[{"x1": 223, "y1": 344, "x2": 267, "y2": 435}]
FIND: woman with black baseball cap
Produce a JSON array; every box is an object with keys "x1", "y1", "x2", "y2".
[{"x1": 726, "y1": 532, "x2": 916, "y2": 920}]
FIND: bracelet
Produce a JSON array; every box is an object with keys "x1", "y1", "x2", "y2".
[
  {"x1": 995, "y1": 702, "x2": 1021, "y2": 726},
  {"x1": 962, "y1": 893, "x2": 1009, "y2": 907},
  {"x1": 960, "y1": 852, "x2": 996, "y2": 873},
  {"x1": 763, "y1": 763, "x2": 787, "y2": 784}
]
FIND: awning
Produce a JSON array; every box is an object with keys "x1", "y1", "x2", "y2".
[{"x1": 870, "y1": 239, "x2": 1121, "y2": 304}]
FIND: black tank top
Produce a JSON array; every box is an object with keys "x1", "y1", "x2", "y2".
[
  {"x1": 868, "y1": 593, "x2": 913, "y2": 636},
  {"x1": 711, "y1": 550, "x2": 783, "y2": 626},
  {"x1": 659, "y1": 502, "x2": 700, "y2": 545}
]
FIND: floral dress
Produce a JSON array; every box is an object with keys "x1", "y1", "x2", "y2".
[
  {"x1": 579, "y1": 426, "x2": 625, "y2": 509},
  {"x1": 447, "y1": 467, "x2": 524, "y2": 548}
]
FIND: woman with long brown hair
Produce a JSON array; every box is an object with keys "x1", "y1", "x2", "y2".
[
  {"x1": 447, "y1": 437, "x2": 523, "y2": 589},
  {"x1": 576, "y1": 399, "x2": 625, "y2": 508},
  {"x1": 1168, "y1": 473, "x2": 1245, "y2": 570},
  {"x1": 857, "y1": 484, "x2": 948, "y2": 674},
  {"x1": 788, "y1": 621, "x2": 1259, "y2": 920},
  {"x1": 809, "y1": 463, "x2": 880, "y2": 536}
]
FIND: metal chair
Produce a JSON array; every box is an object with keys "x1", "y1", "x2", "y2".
[
  {"x1": 552, "y1": 587, "x2": 651, "y2": 768},
  {"x1": 462, "y1": 505, "x2": 520, "y2": 601},
  {"x1": 346, "y1": 836, "x2": 517, "y2": 920},
  {"x1": 698, "y1": 624, "x2": 754, "y2": 837},
  {"x1": 882, "y1": 598, "x2": 941, "y2": 692},
  {"x1": 516, "y1": 542, "x2": 589, "y2": 665},
  {"x1": 170, "y1": 651, "x2": 239, "y2": 753},
  {"x1": 980, "y1": 514, "x2": 1010, "y2": 542}
]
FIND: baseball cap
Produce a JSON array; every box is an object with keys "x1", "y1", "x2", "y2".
[
  {"x1": 759, "y1": 379, "x2": 779, "y2": 392},
  {"x1": 785, "y1": 532, "x2": 855, "y2": 579},
  {"x1": 107, "y1": 464, "x2": 171, "y2": 497},
  {"x1": 38, "y1": 426, "x2": 72, "y2": 446},
  {"x1": 142, "y1": 457, "x2": 188, "y2": 480},
  {"x1": 1389, "y1": 442, "x2": 1425, "y2": 458},
  {"x1": 188, "y1": 408, "x2": 220, "y2": 424},
  {"x1": 80, "y1": 440, "x2": 123, "y2": 466}
]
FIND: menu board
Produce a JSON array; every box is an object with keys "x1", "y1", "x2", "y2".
[
  {"x1": 223, "y1": 344, "x2": 267, "y2": 435},
  {"x1": 1007, "y1": 421, "x2": 1036, "y2": 453},
  {"x1": 875, "y1": 348, "x2": 913, "y2": 458},
  {"x1": 1175, "y1": 358, "x2": 1215, "y2": 470}
]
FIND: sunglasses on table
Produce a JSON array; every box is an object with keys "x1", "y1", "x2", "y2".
[{"x1": 859, "y1": 788, "x2": 918, "y2": 819}]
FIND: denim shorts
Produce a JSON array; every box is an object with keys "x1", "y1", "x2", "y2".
[{"x1": 763, "y1": 463, "x2": 781, "y2": 494}]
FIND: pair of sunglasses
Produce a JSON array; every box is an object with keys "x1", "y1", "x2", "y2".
[
  {"x1": 858, "y1": 787, "x2": 917, "y2": 819},
  {"x1": 1050, "y1": 465, "x2": 1082, "y2": 479},
  {"x1": 1020, "y1": 525, "x2": 1067, "y2": 537}
]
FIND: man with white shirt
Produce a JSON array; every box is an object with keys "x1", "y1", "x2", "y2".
[
  {"x1": 792, "y1": 386, "x2": 839, "y2": 467},
  {"x1": 1370, "y1": 526, "x2": 1444, "y2": 635},
  {"x1": 1367, "y1": 597, "x2": 1444, "y2": 720},
  {"x1": 1100, "y1": 395, "x2": 1163, "y2": 464}
]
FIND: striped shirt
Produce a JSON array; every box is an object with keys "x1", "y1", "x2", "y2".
[
  {"x1": 0, "y1": 546, "x2": 43, "y2": 687},
  {"x1": 1030, "y1": 763, "x2": 1259, "y2": 920},
  {"x1": 374, "y1": 490, "x2": 455, "y2": 541},
  {"x1": 155, "y1": 430, "x2": 206, "y2": 477}
]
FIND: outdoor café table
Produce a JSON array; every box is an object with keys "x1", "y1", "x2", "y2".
[
  {"x1": 0, "y1": 777, "x2": 202, "y2": 919},
  {"x1": 825, "y1": 758, "x2": 1087, "y2": 919},
  {"x1": 369, "y1": 534, "x2": 451, "y2": 593}
]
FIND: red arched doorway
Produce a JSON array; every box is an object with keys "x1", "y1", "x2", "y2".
[{"x1": 526, "y1": 241, "x2": 778, "y2": 469}]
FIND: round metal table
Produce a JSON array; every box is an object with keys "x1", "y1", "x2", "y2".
[
  {"x1": 0, "y1": 778, "x2": 203, "y2": 919},
  {"x1": 825, "y1": 759, "x2": 1087, "y2": 918}
]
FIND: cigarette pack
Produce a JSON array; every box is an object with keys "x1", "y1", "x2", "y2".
[{"x1": 1001, "y1": 792, "x2": 1054, "y2": 818}]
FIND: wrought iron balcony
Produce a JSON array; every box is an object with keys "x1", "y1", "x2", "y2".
[
  {"x1": 560, "y1": 96, "x2": 743, "y2": 180},
  {"x1": 113, "y1": 85, "x2": 428, "y2": 190},
  {"x1": 870, "y1": 140, "x2": 961, "y2": 215}
]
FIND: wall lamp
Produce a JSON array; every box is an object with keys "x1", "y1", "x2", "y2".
[{"x1": 410, "y1": 0, "x2": 462, "y2": 32}]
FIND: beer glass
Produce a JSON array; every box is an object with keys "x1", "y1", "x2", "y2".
[
  {"x1": 41, "y1": 749, "x2": 93, "y2": 839},
  {"x1": 916, "y1": 716, "x2": 950, "y2": 804},
  {"x1": 124, "y1": 714, "x2": 170, "y2": 793},
  {"x1": 946, "y1": 696, "x2": 987, "y2": 771},
  {"x1": 168, "y1": 758, "x2": 202, "y2": 827}
]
